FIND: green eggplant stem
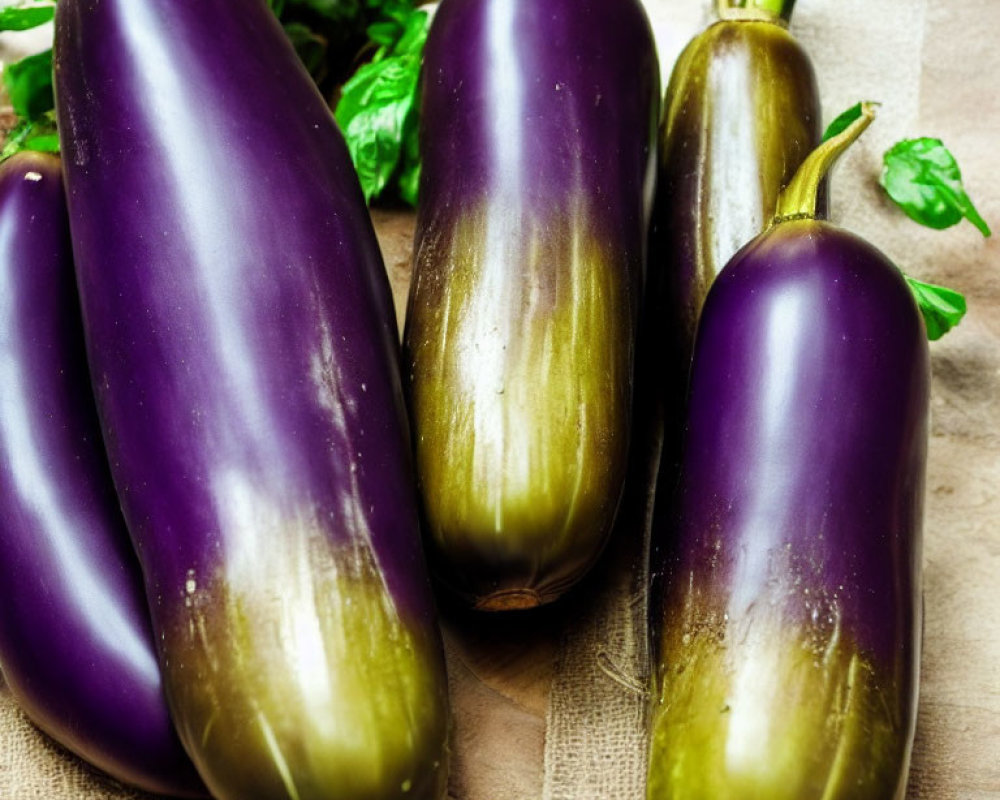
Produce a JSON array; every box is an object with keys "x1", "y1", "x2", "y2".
[
  {"x1": 715, "y1": 0, "x2": 796, "y2": 23},
  {"x1": 775, "y1": 101, "x2": 877, "y2": 222}
]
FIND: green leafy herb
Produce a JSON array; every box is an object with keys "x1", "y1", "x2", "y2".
[
  {"x1": 271, "y1": 0, "x2": 363, "y2": 19},
  {"x1": 268, "y1": 0, "x2": 417, "y2": 93},
  {"x1": 0, "y1": 112, "x2": 58, "y2": 160},
  {"x1": 822, "y1": 101, "x2": 880, "y2": 143},
  {"x1": 286, "y1": 0, "x2": 363, "y2": 19},
  {"x1": 0, "y1": 3, "x2": 58, "y2": 160},
  {"x1": 267, "y1": 0, "x2": 429, "y2": 203},
  {"x1": 881, "y1": 137, "x2": 991, "y2": 237},
  {"x1": 3, "y1": 47, "x2": 53, "y2": 121},
  {"x1": 397, "y1": 103, "x2": 420, "y2": 206},
  {"x1": 282, "y1": 21, "x2": 330, "y2": 80},
  {"x1": 904, "y1": 275, "x2": 967, "y2": 341},
  {"x1": 367, "y1": 19, "x2": 403, "y2": 46},
  {"x1": 821, "y1": 106, "x2": 982, "y2": 341},
  {"x1": 0, "y1": 4, "x2": 55, "y2": 32},
  {"x1": 334, "y1": 7, "x2": 427, "y2": 204}
]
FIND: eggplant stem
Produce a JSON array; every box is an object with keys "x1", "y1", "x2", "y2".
[
  {"x1": 715, "y1": 0, "x2": 796, "y2": 23},
  {"x1": 774, "y1": 101, "x2": 877, "y2": 222}
]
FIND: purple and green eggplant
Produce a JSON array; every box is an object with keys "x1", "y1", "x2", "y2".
[
  {"x1": 54, "y1": 1, "x2": 448, "y2": 798},
  {"x1": 0, "y1": 152, "x2": 205, "y2": 798},
  {"x1": 646, "y1": 0, "x2": 821, "y2": 409},
  {"x1": 647, "y1": 106, "x2": 926, "y2": 799},
  {"x1": 402, "y1": 0, "x2": 660, "y2": 610}
]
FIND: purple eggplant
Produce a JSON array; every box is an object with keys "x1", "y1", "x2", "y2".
[
  {"x1": 54, "y1": 2, "x2": 448, "y2": 798},
  {"x1": 647, "y1": 107, "x2": 926, "y2": 798},
  {"x1": 0, "y1": 152, "x2": 205, "y2": 797},
  {"x1": 646, "y1": 0, "x2": 821, "y2": 414},
  {"x1": 402, "y1": 0, "x2": 660, "y2": 610}
]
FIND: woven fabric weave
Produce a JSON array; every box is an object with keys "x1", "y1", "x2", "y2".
[{"x1": 0, "y1": 678, "x2": 151, "y2": 800}]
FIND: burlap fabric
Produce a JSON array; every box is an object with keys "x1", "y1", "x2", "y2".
[
  {"x1": 3, "y1": 1, "x2": 999, "y2": 798},
  {"x1": 0, "y1": 677, "x2": 152, "y2": 799}
]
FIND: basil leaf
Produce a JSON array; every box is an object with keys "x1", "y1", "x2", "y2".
[
  {"x1": 287, "y1": 0, "x2": 363, "y2": 23},
  {"x1": 282, "y1": 21, "x2": 329, "y2": 81},
  {"x1": 397, "y1": 99, "x2": 421, "y2": 206},
  {"x1": 0, "y1": 113, "x2": 59, "y2": 162},
  {"x1": 334, "y1": 8, "x2": 427, "y2": 204},
  {"x1": 380, "y1": 2, "x2": 416, "y2": 26},
  {"x1": 2, "y1": 48, "x2": 53, "y2": 121},
  {"x1": 0, "y1": 6, "x2": 58, "y2": 161},
  {"x1": 392, "y1": 6, "x2": 426, "y2": 52},
  {"x1": 367, "y1": 20, "x2": 402, "y2": 47},
  {"x1": 336, "y1": 56, "x2": 418, "y2": 202},
  {"x1": 904, "y1": 275, "x2": 967, "y2": 341},
  {"x1": 881, "y1": 138, "x2": 991, "y2": 237},
  {"x1": 0, "y1": 5, "x2": 54, "y2": 32},
  {"x1": 822, "y1": 101, "x2": 879, "y2": 143}
]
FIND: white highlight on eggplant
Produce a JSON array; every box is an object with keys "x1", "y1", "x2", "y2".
[
  {"x1": 119, "y1": 1, "x2": 278, "y2": 466},
  {"x1": 200, "y1": 464, "x2": 435, "y2": 793},
  {"x1": 562, "y1": 190, "x2": 591, "y2": 537},
  {"x1": 455, "y1": 0, "x2": 601, "y2": 535},
  {"x1": 0, "y1": 226, "x2": 157, "y2": 682},
  {"x1": 210, "y1": 467, "x2": 336, "y2": 731},
  {"x1": 722, "y1": 286, "x2": 809, "y2": 770},
  {"x1": 486, "y1": 0, "x2": 524, "y2": 201},
  {"x1": 723, "y1": 614, "x2": 783, "y2": 770},
  {"x1": 706, "y1": 46, "x2": 762, "y2": 272},
  {"x1": 184, "y1": 570, "x2": 197, "y2": 596},
  {"x1": 726, "y1": 286, "x2": 808, "y2": 617},
  {"x1": 309, "y1": 314, "x2": 379, "y2": 559},
  {"x1": 452, "y1": 0, "x2": 528, "y2": 532},
  {"x1": 459, "y1": 216, "x2": 520, "y2": 534},
  {"x1": 209, "y1": 303, "x2": 397, "y2": 742},
  {"x1": 257, "y1": 709, "x2": 302, "y2": 800}
]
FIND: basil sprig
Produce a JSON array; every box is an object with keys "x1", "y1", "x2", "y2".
[
  {"x1": 1, "y1": 2, "x2": 58, "y2": 161},
  {"x1": 881, "y1": 137, "x2": 991, "y2": 237},
  {"x1": 265, "y1": 0, "x2": 428, "y2": 205},
  {"x1": 903, "y1": 276, "x2": 967, "y2": 342},
  {"x1": 821, "y1": 103, "x2": 994, "y2": 341},
  {"x1": 3, "y1": 47, "x2": 52, "y2": 120},
  {"x1": 0, "y1": 4, "x2": 54, "y2": 32},
  {"x1": 879, "y1": 136, "x2": 989, "y2": 338},
  {"x1": 0, "y1": 113, "x2": 58, "y2": 161},
  {"x1": 334, "y1": 6, "x2": 427, "y2": 205}
]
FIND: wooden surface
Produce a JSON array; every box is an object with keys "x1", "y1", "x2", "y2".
[{"x1": 2, "y1": 0, "x2": 999, "y2": 798}]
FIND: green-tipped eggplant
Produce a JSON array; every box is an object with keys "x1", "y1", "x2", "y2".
[
  {"x1": 647, "y1": 106, "x2": 926, "y2": 800},
  {"x1": 403, "y1": 0, "x2": 660, "y2": 609},
  {"x1": 646, "y1": 0, "x2": 821, "y2": 411},
  {"x1": 54, "y1": 0, "x2": 449, "y2": 797}
]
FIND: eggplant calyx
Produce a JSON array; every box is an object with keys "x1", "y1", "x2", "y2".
[
  {"x1": 715, "y1": 0, "x2": 796, "y2": 25},
  {"x1": 774, "y1": 101, "x2": 877, "y2": 223}
]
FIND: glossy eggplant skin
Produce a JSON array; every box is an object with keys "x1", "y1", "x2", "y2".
[
  {"x1": 647, "y1": 11, "x2": 821, "y2": 403},
  {"x1": 0, "y1": 153, "x2": 205, "y2": 797},
  {"x1": 647, "y1": 219, "x2": 928, "y2": 799},
  {"x1": 403, "y1": 0, "x2": 660, "y2": 610},
  {"x1": 54, "y1": 2, "x2": 448, "y2": 798}
]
